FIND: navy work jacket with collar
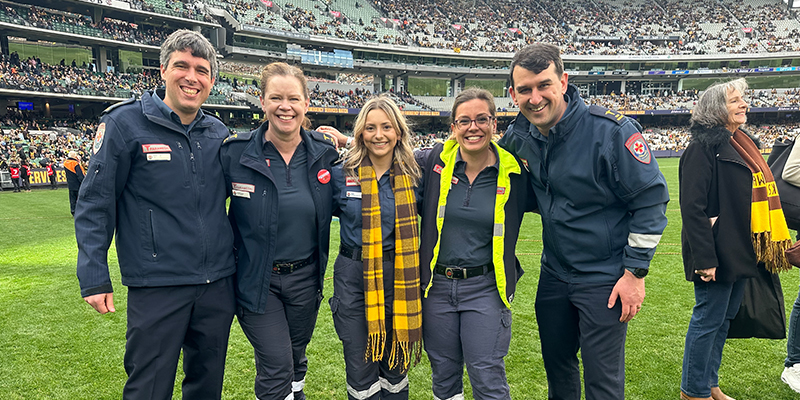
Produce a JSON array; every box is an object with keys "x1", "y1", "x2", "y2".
[
  {"x1": 499, "y1": 84, "x2": 669, "y2": 284},
  {"x1": 75, "y1": 90, "x2": 235, "y2": 297},
  {"x1": 220, "y1": 123, "x2": 339, "y2": 313}
]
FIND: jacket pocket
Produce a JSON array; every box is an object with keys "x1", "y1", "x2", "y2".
[
  {"x1": 175, "y1": 141, "x2": 191, "y2": 187},
  {"x1": 148, "y1": 209, "x2": 158, "y2": 260},
  {"x1": 80, "y1": 162, "x2": 104, "y2": 200},
  {"x1": 342, "y1": 188, "x2": 361, "y2": 221},
  {"x1": 258, "y1": 189, "x2": 267, "y2": 229}
]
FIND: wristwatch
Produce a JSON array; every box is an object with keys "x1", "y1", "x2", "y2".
[{"x1": 625, "y1": 267, "x2": 648, "y2": 278}]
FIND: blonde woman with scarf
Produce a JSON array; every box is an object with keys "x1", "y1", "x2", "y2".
[
  {"x1": 329, "y1": 95, "x2": 423, "y2": 400},
  {"x1": 416, "y1": 88, "x2": 535, "y2": 400},
  {"x1": 679, "y1": 78, "x2": 792, "y2": 400}
]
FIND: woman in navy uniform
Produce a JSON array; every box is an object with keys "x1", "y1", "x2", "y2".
[
  {"x1": 416, "y1": 88, "x2": 534, "y2": 400},
  {"x1": 329, "y1": 95, "x2": 423, "y2": 399},
  {"x1": 220, "y1": 62, "x2": 339, "y2": 400}
]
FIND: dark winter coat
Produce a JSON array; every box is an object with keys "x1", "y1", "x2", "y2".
[{"x1": 679, "y1": 124, "x2": 760, "y2": 283}]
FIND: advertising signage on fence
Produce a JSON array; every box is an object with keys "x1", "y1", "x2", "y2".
[
  {"x1": 401, "y1": 110, "x2": 443, "y2": 116},
  {"x1": 619, "y1": 109, "x2": 692, "y2": 115},
  {"x1": 307, "y1": 107, "x2": 353, "y2": 114}
]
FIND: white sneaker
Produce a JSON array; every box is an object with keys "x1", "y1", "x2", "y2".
[{"x1": 782, "y1": 365, "x2": 800, "y2": 393}]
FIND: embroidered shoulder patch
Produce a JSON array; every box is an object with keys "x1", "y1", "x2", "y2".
[
  {"x1": 625, "y1": 132, "x2": 651, "y2": 164},
  {"x1": 93, "y1": 123, "x2": 106, "y2": 154}
]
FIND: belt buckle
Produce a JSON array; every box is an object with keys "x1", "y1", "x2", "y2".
[
  {"x1": 445, "y1": 267, "x2": 464, "y2": 279},
  {"x1": 273, "y1": 262, "x2": 292, "y2": 274}
]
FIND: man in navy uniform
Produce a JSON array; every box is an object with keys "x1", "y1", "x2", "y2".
[
  {"x1": 499, "y1": 43, "x2": 669, "y2": 400},
  {"x1": 74, "y1": 29, "x2": 235, "y2": 399}
]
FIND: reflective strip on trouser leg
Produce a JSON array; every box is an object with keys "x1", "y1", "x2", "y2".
[
  {"x1": 292, "y1": 379, "x2": 306, "y2": 392},
  {"x1": 379, "y1": 376, "x2": 409, "y2": 393},
  {"x1": 347, "y1": 380, "x2": 381, "y2": 399},
  {"x1": 433, "y1": 393, "x2": 464, "y2": 400},
  {"x1": 257, "y1": 394, "x2": 293, "y2": 400}
]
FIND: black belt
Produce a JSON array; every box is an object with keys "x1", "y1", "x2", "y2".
[
  {"x1": 339, "y1": 243, "x2": 395, "y2": 262},
  {"x1": 434, "y1": 263, "x2": 493, "y2": 279},
  {"x1": 272, "y1": 254, "x2": 316, "y2": 274}
]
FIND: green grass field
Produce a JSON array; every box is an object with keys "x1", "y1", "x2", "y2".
[{"x1": 1, "y1": 157, "x2": 799, "y2": 399}]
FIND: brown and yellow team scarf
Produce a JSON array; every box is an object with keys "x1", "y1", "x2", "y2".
[
  {"x1": 730, "y1": 129, "x2": 793, "y2": 272},
  {"x1": 359, "y1": 157, "x2": 422, "y2": 372}
]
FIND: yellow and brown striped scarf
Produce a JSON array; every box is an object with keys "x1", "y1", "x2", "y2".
[
  {"x1": 731, "y1": 129, "x2": 793, "y2": 272},
  {"x1": 360, "y1": 157, "x2": 422, "y2": 372}
]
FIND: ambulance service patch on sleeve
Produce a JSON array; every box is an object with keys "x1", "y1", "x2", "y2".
[
  {"x1": 93, "y1": 123, "x2": 106, "y2": 154},
  {"x1": 625, "y1": 132, "x2": 651, "y2": 164}
]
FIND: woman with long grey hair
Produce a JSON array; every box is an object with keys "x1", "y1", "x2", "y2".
[{"x1": 679, "y1": 78, "x2": 792, "y2": 400}]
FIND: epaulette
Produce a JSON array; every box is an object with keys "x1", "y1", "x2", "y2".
[
  {"x1": 222, "y1": 130, "x2": 253, "y2": 145},
  {"x1": 102, "y1": 97, "x2": 136, "y2": 116},
  {"x1": 309, "y1": 129, "x2": 338, "y2": 148},
  {"x1": 589, "y1": 104, "x2": 627, "y2": 126}
]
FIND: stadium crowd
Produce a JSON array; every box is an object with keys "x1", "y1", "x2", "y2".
[
  {"x1": 191, "y1": 0, "x2": 800, "y2": 55},
  {"x1": 0, "y1": 115, "x2": 95, "y2": 180},
  {"x1": 3, "y1": 4, "x2": 171, "y2": 46},
  {"x1": 585, "y1": 88, "x2": 800, "y2": 111},
  {"x1": 4, "y1": 0, "x2": 800, "y2": 56}
]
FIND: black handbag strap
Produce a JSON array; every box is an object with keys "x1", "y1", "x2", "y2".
[{"x1": 768, "y1": 137, "x2": 795, "y2": 167}]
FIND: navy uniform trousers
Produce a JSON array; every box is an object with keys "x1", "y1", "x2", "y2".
[
  {"x1": 422, "y1": 269, "x2": 512, "y2": 400},
  {"x1": 330, "y1": 254, "x2": 410, "y2": 400},
  {"x1": 237, "y1": 261, "x2": 322, "y2": 400},
  {"x1": 124, "y1": 275, "x2": 235, "y2": 400},
  {"x1": 535, "y1": 269, "x2": 628, "y2": 400}
]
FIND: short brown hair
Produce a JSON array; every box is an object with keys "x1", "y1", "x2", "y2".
[{"x1": 259, "y1": 62, "x2": 309, "y2": 100}]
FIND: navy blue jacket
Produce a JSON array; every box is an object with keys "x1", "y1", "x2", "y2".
[
  {"x1": 220, "y1": 124, "x2": 339, "y2": 313},
  {"x1": 499, "y1": 85, "x2": 669, "y2": 283},
  {"x1": 75, "y1": 91, "x2": 235, "y2": 297}
]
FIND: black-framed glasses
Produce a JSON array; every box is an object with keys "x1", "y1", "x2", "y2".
[{"x1": 454, "y1": 116, "x2": 494, "y2": 129}]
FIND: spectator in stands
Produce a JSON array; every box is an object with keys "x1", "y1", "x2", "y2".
[
  {"x1": 499, "y1": 43, "x2": 669, "y2": 400},
  {"x1": 75, "y1": 29, "x2": 236, "y2": 399},
  {"x1": 418, "y1": 88, "x2": 534, "y2": 400},
  {"x1": 329, "y1": 95, "x2": 423, "y2": 400},
  {"x1": 220, "y1": 62, "x2": 338, "y2": 400},
  {"x1": 63, "y1": 151, "x2": 84, "y2": 216},
  {"x1": 678, "y1": 78, "x2": 791, "y2": 400}
]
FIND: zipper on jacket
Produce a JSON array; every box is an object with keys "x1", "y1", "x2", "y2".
[
  {"x1": 176, "y1": 141, "x2": 190, "y2": 186},
  {"x1": 612, "y1": 164, "x2": 633, "y2": 194},
  {"x1": 259, "y1": 189, "x2": 268, "y2": 228},
  {"x1": 190, "y1": 152, "x2": 197, "y2": 173},
  {"x1": 542, "y1": 136, "x2": 569, "y2": 270},
  {"x1": 195, "y1": 141, "x2": 206, "y2": 185},
  {"x1": 149, "y1": 209, "x2": 158, "y2": 258}
]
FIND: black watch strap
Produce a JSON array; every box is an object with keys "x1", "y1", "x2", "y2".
[{"x1": 625, "y1": 267, "x2": 648, "y2": 278}]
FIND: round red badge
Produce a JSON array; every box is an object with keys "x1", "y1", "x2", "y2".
[{"x1": 317, "y1": 169, "x2": 331, "y2": 184}]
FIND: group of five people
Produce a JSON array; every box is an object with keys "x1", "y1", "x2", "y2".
[{"x1": 74, "y1": 28, "x2": 791, "y2": 400}]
